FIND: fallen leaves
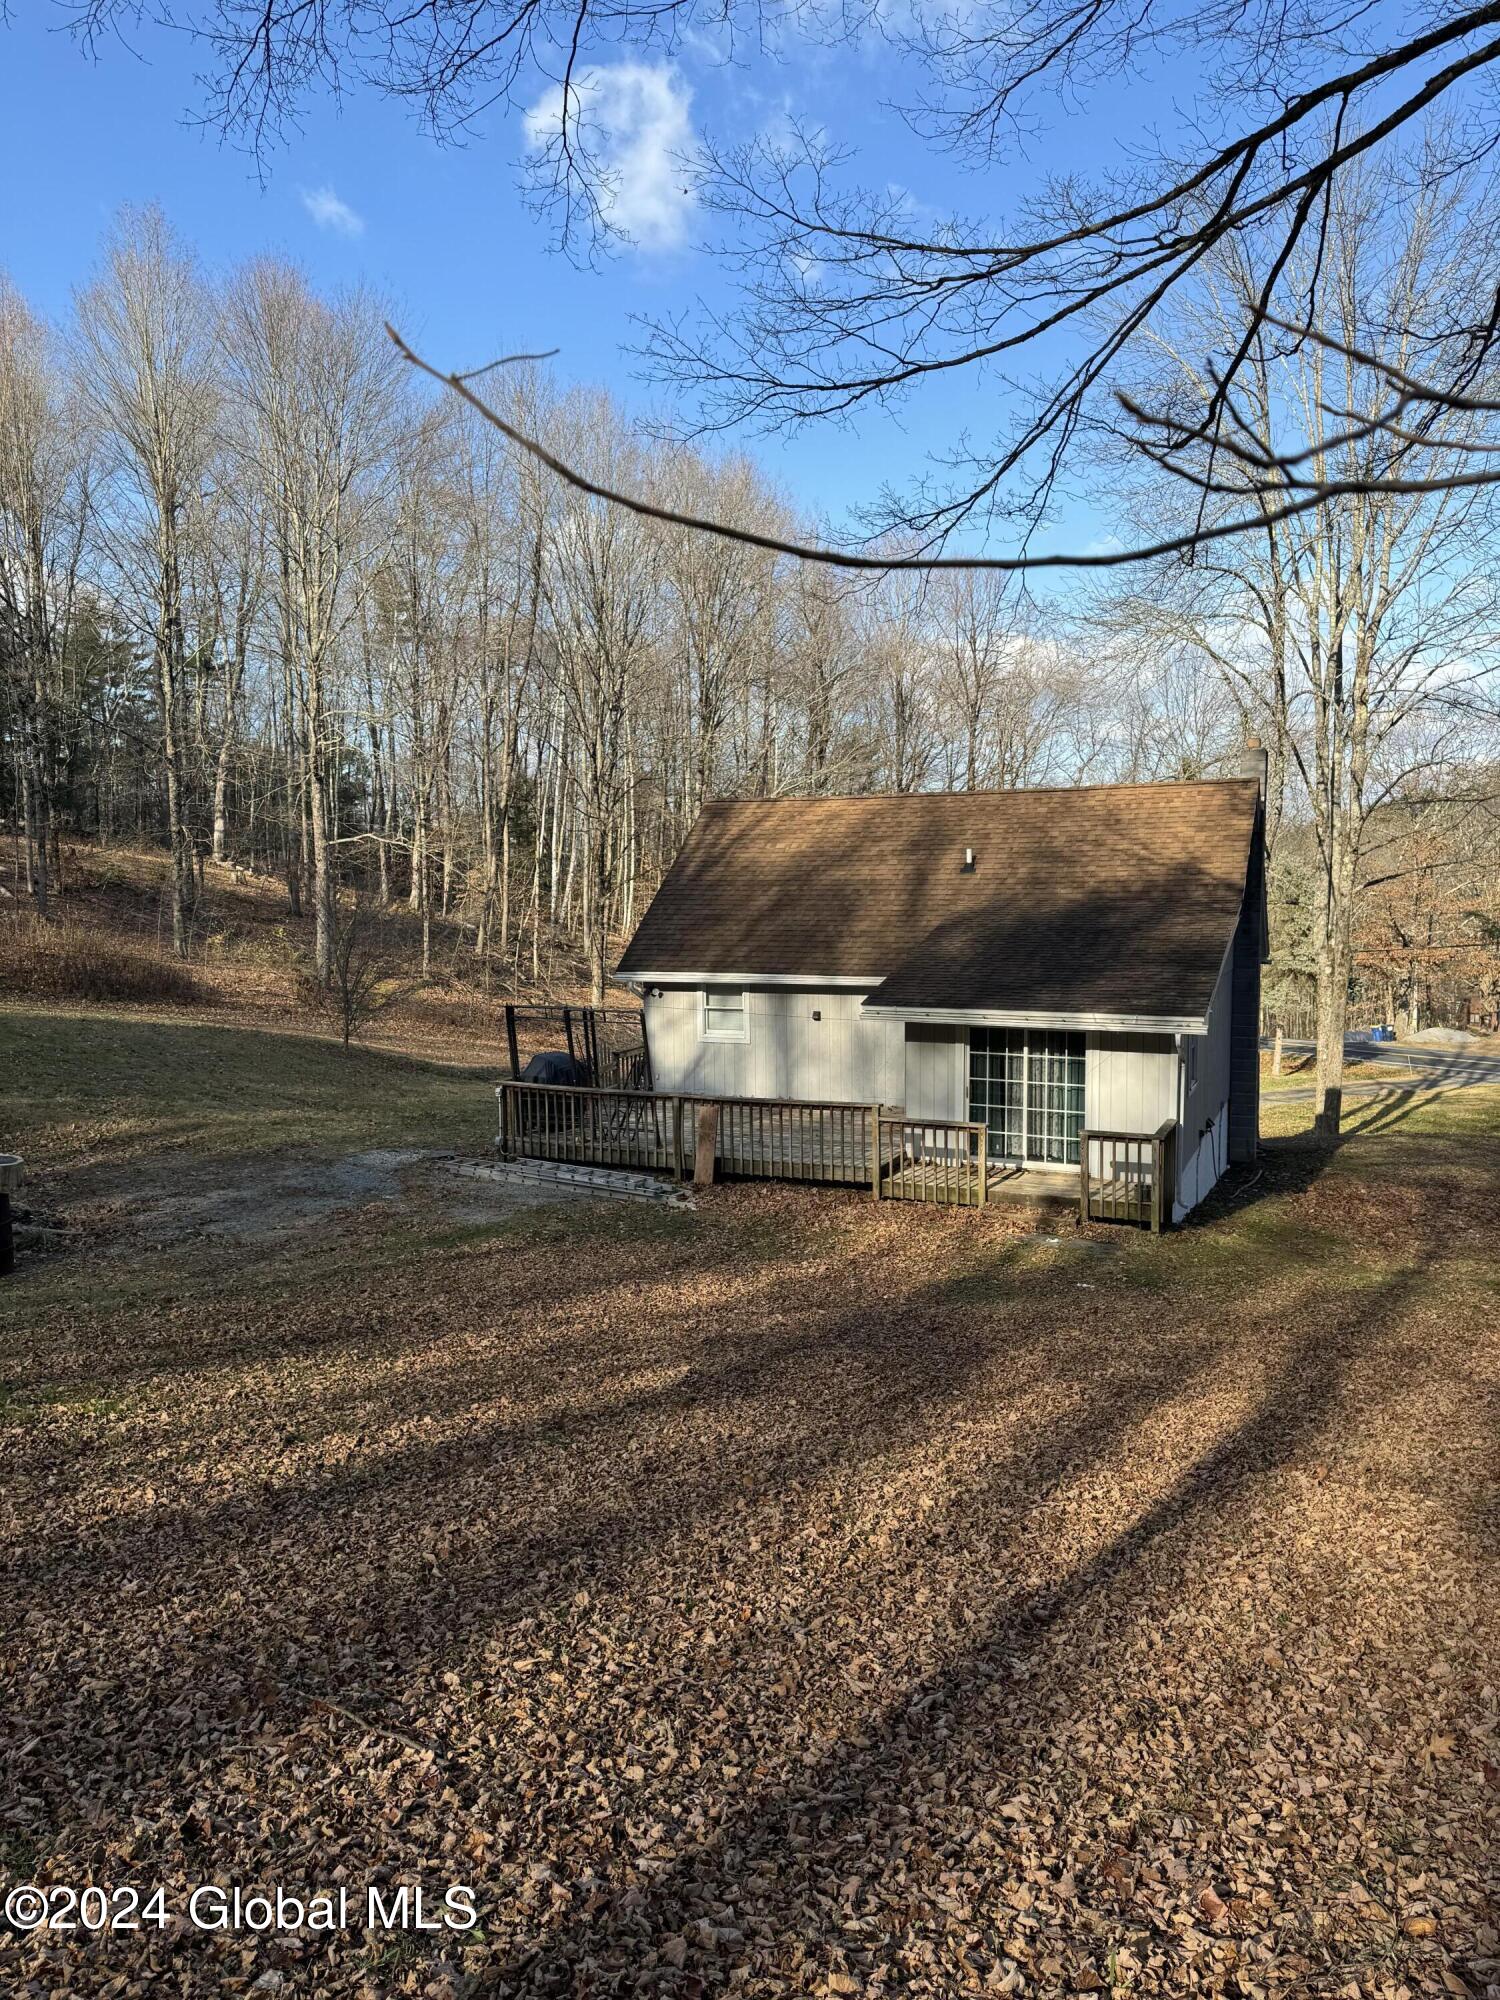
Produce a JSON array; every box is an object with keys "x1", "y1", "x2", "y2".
[
  {"x1": 1196, "y1": 1885, "x2": 1229, "y2": 1924},
  {"x1": 2, "y1": 1136, "x2": 1499, "y2": 1999}
]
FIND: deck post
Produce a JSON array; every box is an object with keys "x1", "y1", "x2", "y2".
[
  {"x1": 693, "y1": 1103, "x2": 719, "y2": 1189},
  {"x1": 1078, "y1": 1134, "x2": 1090, "y2": 1226},
  {"x1": 870, "y1": 1105, "x2": 882, "y2": 1199},
  {"x1": 505, "y1": 1003, "x2": 521, "y2": 1080},
  {"x1": 671, "y1": 1096, "x2": 684, "y2": 1181},
  {"x1": 976, "y1": 1121, "x2": 987, "y2": 1206},
  {"x1": 499, "y1": 1083, "x2": 512, "y2": 1159}
]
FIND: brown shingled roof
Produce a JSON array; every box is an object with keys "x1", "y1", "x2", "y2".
[{"x1": 617, "y1": 779, "x2": 1262, "y2": 1022}]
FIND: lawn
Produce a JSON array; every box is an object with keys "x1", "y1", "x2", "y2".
[
  {"x1": 1, "y1": 1018, "x2": 1497, "y2": 1999},
  {"x1": 1259, "y1": 1055, "x2": 1400, "y2": 1088},
  {"x1": 1, "y1": 1003, "x2": 501, "y2": 1187}
]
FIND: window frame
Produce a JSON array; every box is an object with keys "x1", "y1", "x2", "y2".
[
  {"x1": 968, "y1": 1026, "x2": 1085, "y2": 1166},
  {"x1": 700, "y1": 988, "x2": 749, "y2": 1043}
]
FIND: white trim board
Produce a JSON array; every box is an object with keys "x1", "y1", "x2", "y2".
[
  {"x1": 864, "y1": 1004, "x2": 1209, "y2": 1033},
  {"x1": 624, "y1": 975, "x2": 1208, "y2": 1033},
  {"x1": 623, "y1": 971, "x2": 883, "y2": 989}
]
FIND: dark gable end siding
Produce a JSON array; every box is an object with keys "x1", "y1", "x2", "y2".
[{"x1": 1228, "y1": 801, "x2": 1267, "y2": 1163}]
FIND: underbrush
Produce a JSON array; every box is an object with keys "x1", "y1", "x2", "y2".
[{"x1": 0, "y1": 911, "x2": 210, "y2": 1008}]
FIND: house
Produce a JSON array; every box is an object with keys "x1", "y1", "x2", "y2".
[{"x1": 617, "y1": 756, "x2": 1267, "y2": 1221}]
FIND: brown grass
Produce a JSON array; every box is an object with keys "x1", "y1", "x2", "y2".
[
  {"x1": 2, "y1": 844, "x2": 619, "y2": 1058},
  {"x1": 0, "y1": 910, "x2": 210, "y2": 1008}
]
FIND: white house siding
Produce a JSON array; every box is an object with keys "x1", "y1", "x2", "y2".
[
  {"x1": 1084, "y1": 1032, "x2": 1179, "y2": 1134},
  {"x1": 903, "y1": 1025, "x2": 966, "y2": 1121},
  {"x1": 641, "y1": 987, "x2": 904, "y2": 1104},
  {"x1": 1173, "y1": 947, "x2": 1234, "y2": 1219},
  {"x1": 642, "y1": 989, "x2": 1231, "y2": 1215}
]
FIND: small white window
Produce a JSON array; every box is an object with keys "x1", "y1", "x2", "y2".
[{"x1": 702, "y1": 990, "x2": 748, "y2": 1042}]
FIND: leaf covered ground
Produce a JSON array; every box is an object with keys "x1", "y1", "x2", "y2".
[{"x1": 1, "y1": 1038, "x2": 1497, "y2": 2000}]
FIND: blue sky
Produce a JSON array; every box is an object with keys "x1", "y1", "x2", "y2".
[{"x1": 0, "y1": 5, "x2": 1212, "y2": 550}]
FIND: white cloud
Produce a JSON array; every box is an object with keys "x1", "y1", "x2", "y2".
[
  {"x1": 524, "y1": 62, "x2": 696, "y2": 252},
  {"x1": 300, "y1": 185, "x2": 365, "y2": 237}
]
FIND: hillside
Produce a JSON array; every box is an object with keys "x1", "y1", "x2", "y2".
[{"x1": 1, "y1": 841, "x2": 625, "y2": 1069}]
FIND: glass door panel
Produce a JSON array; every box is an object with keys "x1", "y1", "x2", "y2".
[
  {"x1": 968, "y1": 1026, "x2": 1024, "y2": 1160},
  {"x1": 1024, "y1": 1030, "x2": 1086, "y2": 1163},
  {"x1": 969, "y1": 1028, "x2": 1084, "y2": 1165}
]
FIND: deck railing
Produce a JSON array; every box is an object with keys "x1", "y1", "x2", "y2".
[
  {"x1": 602, "y1": 1042, "x2": 651, "y2": 1093},
  {"x1": 709, "y1": 1096, "x2": 874, "y2": 1184},
  {"x1": 499, "y1": 1082, "x2": 991, "y2": 1204},
  {"x1": 875, "y1": 1115, "x2": 989, "y2": 1206},
  {"x1": 501, "y1": 1080, "x2": 677, "y2": 1172},
  {"x1": 1079, "y1": 1122, "x2": 1177, "y2": 1232}
]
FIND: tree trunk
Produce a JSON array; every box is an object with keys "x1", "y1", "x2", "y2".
[
  {"x1": 158, "y1": 629, "x2": 195, "y2": 958},
  {"x1": 211, "y1": 732, "x2": 232, "y2": 864},
  {"x1": 20, "y1": 755, "x2": 50, "y2": 918},
  {"x1": 308, "y1": 748, "x2": 335, "y2": 984},
  {"x1": 1312, "y1": 924, "x2": 1351, "y2": 1139}
]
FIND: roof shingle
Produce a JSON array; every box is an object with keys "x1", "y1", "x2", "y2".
[{"x1": 617, "y1": 780, "x2": 1262, "y2": 1022}]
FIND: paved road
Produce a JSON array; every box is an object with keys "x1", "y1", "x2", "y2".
[{"x1": 1265, "y1": 1036, "x2": 1500, "y2": 1104}]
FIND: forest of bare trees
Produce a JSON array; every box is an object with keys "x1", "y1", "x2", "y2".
[
  {"x1": 3, "y1": 199, "x2": 1498, "y2": 1108},
  {"x1": 0, "y1": 210, "x2": 1251, "y2": 991}
]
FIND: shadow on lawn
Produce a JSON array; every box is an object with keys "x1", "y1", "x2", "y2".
[
  {"x1": 7, "y1": 1191, "x2": 1236, "y2": 1729},
  {"x1": 484, "y1": 1249, "x2": 1430, "y2": 1995},
  {"x1": 1202, "y1": 1074, "x2": 1490, "y2": 1226},
  {"x1": 1336, "y1": 1080, "x2": 1473, "y2": 1141},
  {"x1": 5, "y1": 1143, "x2": 1480, "y2": 1995}
]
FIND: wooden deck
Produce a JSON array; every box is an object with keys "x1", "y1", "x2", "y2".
[
  {"x1": 497, "y1": 1082, "x2": 1107, "y2": 1212},
  {"x1": 880, "y1": 1160, "x2": 1080, "y2": 1207},
  {"x1": 1079, "y1": 1125, "x2": 1177, "y2": 1231},
  {"x1": 984, "y1": 1165, "x2": 1081, "y2": 1205}
]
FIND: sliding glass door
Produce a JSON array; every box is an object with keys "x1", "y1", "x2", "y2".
[{"x1": 968, "y1": 1028, "x2": 1085, "y2": 1165}]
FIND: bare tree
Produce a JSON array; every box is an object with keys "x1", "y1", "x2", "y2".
[
  {"x1": 660, "y1": 453, "x2": 779, "y2": 818},
  {"x1": 452, "y1": 394, "x2": 545, "y2": 973},
  {"x1": 858, "y1": 574, "x2": 937, "y2": 794},
  {"x1": 223, "y1": 261, "x2": 402, "y2": 982},
  {"x1": 319, "y1": 890, "x2": 404, "y2": 1049},
  {"x1": 58, "y1": 1, "x2": 1500, "y2": 538},
  {"x1": 541, "y1": 393, "x2": 661, "y2": 1001},
  {"x1": 1102, "y1": 154, "x2": 1500, "y2": 1132},
  {"x1": 931, "y1": 573, "x2": 1026, "y2": 791},
  {"x1": 73, "y1": 209, "x2": 218, "y2": 955},
  {"x1": 0, "y1": 278, "x2": 89, "y2": 917}
]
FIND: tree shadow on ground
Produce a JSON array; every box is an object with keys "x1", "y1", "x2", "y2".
[
  {"x1": 1184, "y1": 1136, "x2": 1334, "y2": 1221},
  {"x1": 6, "y1": 1124, "x2": 1492, "y2": 1998},
  {"x1": 1203, "y1": 1073, "x2": 1489, "y2": 1225},
  {"x1": 7, "y1": 1201, "x2": 1279, "y2": 1865},
  {"x1": 481, "y1": 1245, "x2": 1427, "y2": 1996},
  {"x1": 482, "y1": 1256, "x2": 1424, "y2": 1992}
]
